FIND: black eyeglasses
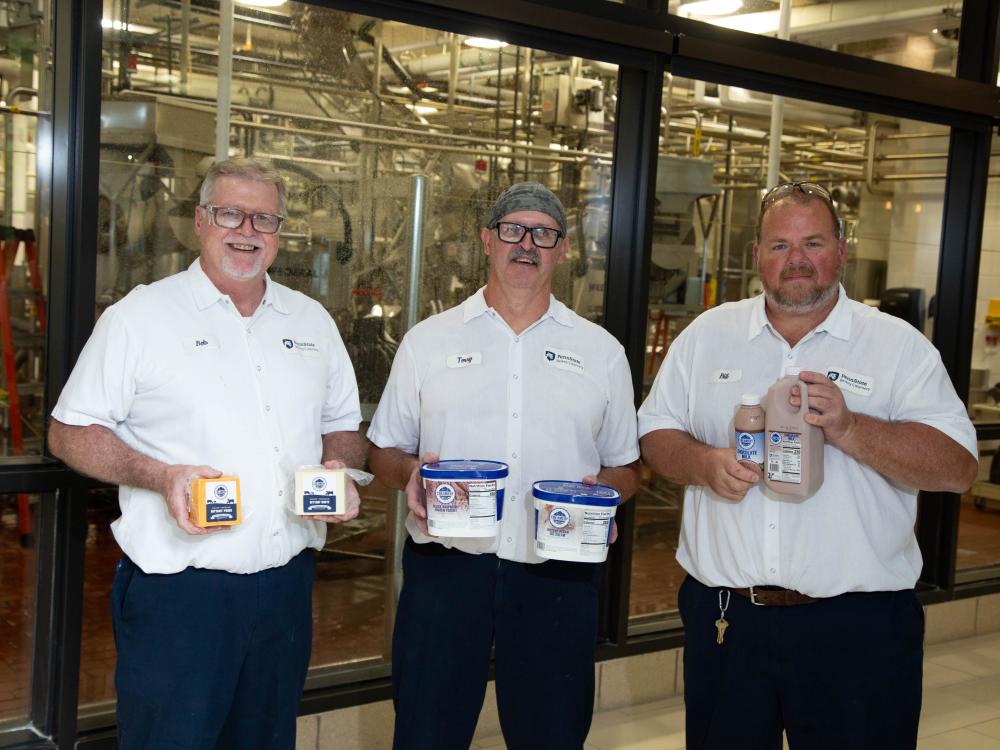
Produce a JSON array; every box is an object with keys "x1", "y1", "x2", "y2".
[
  {"x1": 757, "y1": 181, "x2": 842, "y2": 239},
  {"x1": 492, "y1": 221, "x2": 563, "y2": 249},
  {"x1": 202, "y1": 205, "x2": 284, "y2": 235}
]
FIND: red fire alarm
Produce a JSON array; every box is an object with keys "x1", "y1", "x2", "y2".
[
  {"x1": 474, "y1": 158, "x2": 487, "y2": 172},
  {"x1": 127, "y1": 52, "x2": 138, "y2": 70}
]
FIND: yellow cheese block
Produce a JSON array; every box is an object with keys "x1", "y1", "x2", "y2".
[{"x1": 189, "y1": 476, "x2": 241, "y2": 527}]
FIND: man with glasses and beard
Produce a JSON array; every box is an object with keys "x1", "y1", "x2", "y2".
[
  {"x1": 368, "y1": 182, "x2": 640, "y2": 750},
  {"x1": 48, "y1": 158, "x2": 364, "y2": 749},
  {"x1": 638, "y1": 182, "x2": 977, "y2": 749}
]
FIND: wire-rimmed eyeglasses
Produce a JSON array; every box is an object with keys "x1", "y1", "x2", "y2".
[
  {"x1": 491, "y1": 221, "x2": 563, "y2": 249},
  {"x1": 202, "y1": 204, "x2": 284, "y2": 235},
  {"x1": 757, "y1": 181, "x2": 842, "y2": 240}
]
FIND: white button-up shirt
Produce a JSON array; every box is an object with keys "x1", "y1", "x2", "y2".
[
  {"x1": 638, "y1": 287, "x2": 977, "y2": 597},
  {"x1": 52, "y1": 260, "x2": 362, "y2": 575},
  {"x1": 368, "y1": 287, "x2": 639, "y2": 563}
]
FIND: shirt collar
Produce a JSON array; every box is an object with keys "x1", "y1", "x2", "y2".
[
  {"x1": 462, "y1": 286, "x2": 574, "y2": 328},
  {"x1": 187, "y1": 258, "x2": 288, "y2": 315},
  {"x1": 748, "y1": 284, "x2": 852, "y2": 342}
]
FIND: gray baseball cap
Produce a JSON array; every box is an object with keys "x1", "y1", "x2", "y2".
[{"x1": 486, "y1": 182, "x2": 567, "y2": 235}]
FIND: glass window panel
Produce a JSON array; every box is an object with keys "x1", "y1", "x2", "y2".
[
  {"x1": 669, "y1": 0, "x2": 963, "y2": 77},
  {"x1": 961, "y1": 139, "x2": 1000, "y2": 581},
  {"x1": 634, "y1": 72, "x2": 948, "y2": 630},
  {"x1": 0, "y1": 494, "x2": 40, "y2": 733},
  {"x1": 89, "y1": 2, "x2": 617, "y2": 706}
]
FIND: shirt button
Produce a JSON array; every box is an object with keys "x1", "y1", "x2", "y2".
[
  {"x1": 265, "y1": 405, "x2": 271, "y2": 412},
  {"x1": 512, "y1": 452, "x2": 518, "y2": 459},
  {"x1": 272, "y1": 531, "x2": 280, "y2": 537},
  {"x1": 770, "y1": 567, "x2": 776, "y2": 574},
  {"x1": 513, "y1": 374, "x2": 518, "y2": 380},
  {"x1": 257, "y1": 365, "x2": 263, "y2": 372},
  {"x1": 278, "y1": 490, "x2": 284, "y2": 496},
  {"x1": 514, "y1": 336, "x2": 520, "y2": 342},
  {"x1": 786, "y1": 353, "x2": 792, "y2": 359},
  {"x1": 769, "y1": 523, "x2": 775, "y2": 529},
  {"x1": 507, "y1": 537, "x2": 513, "y2": 543},
  {"x1": 274, "y1": 446, "x2": 280, "y2": 453}
]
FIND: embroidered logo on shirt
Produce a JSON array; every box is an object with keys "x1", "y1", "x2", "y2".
[
  {"x1": 826, "y1": 368, "x2": 873, "y2": 397},
  {"x1": 710, "y1": 369, "x2": 742, "y2": 383},
  {"x1": 447, "y1": 352, "x2": 482, "y2": 368},
  {"x1": 281, "y1": 338, "x2": 318, "y2": 355},
  {"x1": 544, "y1": 348, "x2": 584, "y2": 373}
]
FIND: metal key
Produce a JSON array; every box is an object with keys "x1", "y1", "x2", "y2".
[{"x1": 716, "y1": 589, "x2": 731, "y2": 645}]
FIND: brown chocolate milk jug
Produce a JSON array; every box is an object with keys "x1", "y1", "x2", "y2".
[
  {"x1": 734, "y1": 394, "x2": 765, "y2": 471},
  {"x1": 764, "y1": 367, "x2": 824, "y2": 498}
]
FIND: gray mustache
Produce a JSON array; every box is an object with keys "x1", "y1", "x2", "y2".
[{"x1": 510, "y1": 249, "x2": 540, "y2": 265}]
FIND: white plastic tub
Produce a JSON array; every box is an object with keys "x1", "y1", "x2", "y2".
[
  {"x1": 533, "y1": 481, "x2": 620, "y2": 562},
  {"x1": 419, "y1": 460, "x2": 509, "y2": 537}
]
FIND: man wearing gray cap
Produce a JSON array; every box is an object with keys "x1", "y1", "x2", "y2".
[{"x1": 368, "y1": 182, "x2": 640, "y2": 749}]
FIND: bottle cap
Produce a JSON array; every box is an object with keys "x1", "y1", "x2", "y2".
[
  {"x1": 740, "y1": 394, "x2": 761, "y2": 406},
  {"x1": 785, "y1": 366, "x2": 801, "y2": 377}
]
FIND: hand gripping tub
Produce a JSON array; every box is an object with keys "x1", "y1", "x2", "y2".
[
  {"x1": 419, "y1": 460, "x2": 509, "y2": 537},
  {"x1": 533, "y1": 481, "x2": 620, "y2": 562}
]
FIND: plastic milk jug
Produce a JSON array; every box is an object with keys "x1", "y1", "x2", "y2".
[
  {"x1": 734, "y1": 394, "x2": 765, "y2": 471},
  {"x1": 764, "y1": 367, "x2": 824, "y2": 498}
]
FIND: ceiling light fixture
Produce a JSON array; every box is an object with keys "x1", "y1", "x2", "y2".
[
  {"x1": 463, "y1": 36, "x2": 508, "y2": 49},
  {"x1": 680, "y1": 0, "x2": 743, "y2": 18},
  {"x1": 234, "y1": 0, "x2": 286, "y2": 8}
]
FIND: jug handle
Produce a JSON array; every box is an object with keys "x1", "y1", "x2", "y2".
[{"x1": 798, "y1": 379, "x2": 810, "y2": 416}]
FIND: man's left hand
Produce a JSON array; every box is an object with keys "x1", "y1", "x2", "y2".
[
  {"x1": 582, "y1": 473, "x2": 618, "y2": 544},
  {"x1": 304, "y1": 459, "x2": 361, "y2": 524},
  {"x1": 792, "y1": 370, "x2": 856, "y2": 446}
]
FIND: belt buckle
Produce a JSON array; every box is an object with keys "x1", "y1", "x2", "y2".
[{"x1": 748, "y1": 585, "x2": 766, "y2": 606}]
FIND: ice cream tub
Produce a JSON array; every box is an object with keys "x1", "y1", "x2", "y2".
[
  {"x1": 294, "y1": 466, "x2": 347, "y2": 515},
  {"x1": 419, "y1": 460, "x2": 508, "y2": 537},
  {"x1": 532, "y1": 481, "x2": 620, "y2": 562}
]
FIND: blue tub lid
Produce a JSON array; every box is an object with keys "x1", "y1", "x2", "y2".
[
  {"x1": 420, "y1": 460, "x2": 509, "y2": 480},
  {"x1": 532, "y1": 481, "x2": 620, "y2": 506}
]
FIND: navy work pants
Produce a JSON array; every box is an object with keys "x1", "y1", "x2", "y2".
[
  {"x1": 679, "y1": 575, "x2": 924, "y2": 750},
  {"x1": 111, "y1": 549, "x2": 316, "y2": 750},
  {"x1": 391, "y1": 538, "x2": 603, "y2": 750}
]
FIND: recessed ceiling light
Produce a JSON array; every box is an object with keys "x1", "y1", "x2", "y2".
[
  {"x1": 463, "y1": 37, "x2": 508, "y2": 49},
  {"x1": 680, "y1": 0, "x2": 743, "y2": 18}
]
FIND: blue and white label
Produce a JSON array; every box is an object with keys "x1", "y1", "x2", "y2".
[
  {"x1": 767, "y1": 432, "x2": 802, "y2": 484},
  {"x1": 549, "y1": 507, "x2": 571, "y2": 529},
  {"x1": 535, "y1": 501, "x2": 615, "y2": 562},
  {"x1": 435, "y1": 484, "x2": 456, "y2": 503},
  {"x1": 735, "y1": 429, "x2": 765, "y2": 466},
  {"x1": 711, "y1": 369, "x2": 742, "y2": 383},
  {"x1": 543, "y1": 347, "x2": 585, "y2": 374}
]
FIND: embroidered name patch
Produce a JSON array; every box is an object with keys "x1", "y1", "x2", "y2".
[
  {"x1": 185, "y1": 336, "x2": 219, "y2": 352},
  {"x1": 282, "y1": 338, "x2": 319, "y2": 356},
  {"x1": 544, "y1": 347, "x2": 585, "y2": 373},
  {"x1": 710, "y1": 369, "x2": 742, "y2": 383},
  {"x1": 447, "y1": 352, "x2": 482, "y2": 368},
  {"x1": 826, "y1": 368, "x2": 873, "y2": 397}
]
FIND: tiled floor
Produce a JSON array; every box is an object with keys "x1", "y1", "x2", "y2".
[{"x1": 470, "y1": 632, "x2": 1000, "y2": 750}]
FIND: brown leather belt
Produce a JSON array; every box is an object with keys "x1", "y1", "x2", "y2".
[{"x1": 731, "y1": 586, "x2": 817, "y2": 606}]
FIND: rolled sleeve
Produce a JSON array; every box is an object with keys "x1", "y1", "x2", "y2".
[
  {"x1": 890, "y1": 337, "x2": 978, "y2": 459},
  {"x1": 367, "y1": 337, "x2": 421, "y2": 454},
  {"x1": 51, "y1": 306, "x2": 138, "y2": 430},
  {"x1": 320, "y1": 318, "x2": 362, "y2": 433},
  {"x1": 638, "y1": 328, "x2": 693, "y2": 439},
  {"x1": 597, "y1": 348, "x2": 640, "y2": 467}
]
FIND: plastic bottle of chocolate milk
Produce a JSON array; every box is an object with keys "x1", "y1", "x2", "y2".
[
  {"x1": 764, "y1": 367, "x2": 824, "y2": 498},
  {"x1": 734, "y1": 394, "x2": 765, "y2": 471}
]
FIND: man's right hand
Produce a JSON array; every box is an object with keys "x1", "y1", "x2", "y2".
[
  {"x1": 703, "y1": 448, "x2": 761, "y2": 501},
  {"x1": 159, "y1": 464, "x2": 223, "y2": 535},
  {"x1": 405, "y1": 453, "x2": 438, "y2": 535}
]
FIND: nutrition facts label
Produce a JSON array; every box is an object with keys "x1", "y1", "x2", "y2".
[
  {"x1": 467, "y1": 480, "x2": 498, "y2": 526},
  {"x1": 767, "y1": 432, "x2": 802, "y2": 484}
]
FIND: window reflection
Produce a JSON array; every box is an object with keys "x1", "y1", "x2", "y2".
[
  {"x1": 634, "y1": 74, "x2": 951, "y2": 628},
  {"x1": 89, "y1": 3, "x2": 618, "y2": 706}
]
